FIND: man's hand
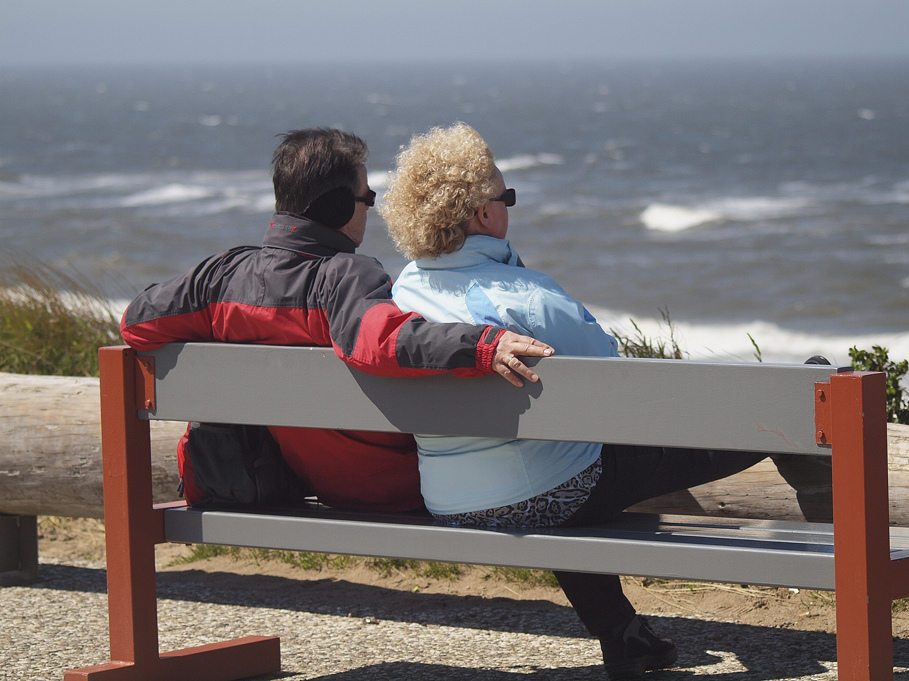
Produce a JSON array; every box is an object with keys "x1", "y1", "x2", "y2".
[{"x1": 493, "y1": 331, "x2": 554, "y2": 387}]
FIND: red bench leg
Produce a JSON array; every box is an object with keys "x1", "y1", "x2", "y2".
[
  {"x1": 65, "y1": 347, "x2": 280, "y2": 681},
  {"x1": 830, "y1": 371, "x2": 892, "y2": 681}
]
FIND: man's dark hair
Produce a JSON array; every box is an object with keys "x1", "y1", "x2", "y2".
[{"x1": 272, "y1": 129, "x2": 368, "y2": 216}]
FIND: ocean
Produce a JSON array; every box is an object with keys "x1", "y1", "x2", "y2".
[{"x1": 1, "y1": 58, "x2": 908, "y2": 366}]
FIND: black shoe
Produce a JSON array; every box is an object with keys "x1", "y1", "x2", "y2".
[
  {"x1": 600, "y1": 615, "x2": 678, "y2": 680},
  {"x1": 804, "y1": 355, "x2": 831, "y2": 365}
]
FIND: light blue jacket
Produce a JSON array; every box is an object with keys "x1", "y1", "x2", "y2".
[{"x1": 392, "y1": 235, "x2": 619, "y2": 514}]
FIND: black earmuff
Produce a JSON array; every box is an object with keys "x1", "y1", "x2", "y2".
[{"x1": 302, "y1": 186, "x2": 356, "y2": 230}]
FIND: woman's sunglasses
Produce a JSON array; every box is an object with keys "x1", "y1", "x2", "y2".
[{"x1": 491, "y1": 188, "x2": 516, "y2": 207}]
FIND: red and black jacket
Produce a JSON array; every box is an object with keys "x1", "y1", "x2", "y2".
[
  {"x1": 120, "y1": 213, "x2": 506, "y2": 512},
  {"x1": 121, "y1": 212, "x2": 504, "y2": 375}
]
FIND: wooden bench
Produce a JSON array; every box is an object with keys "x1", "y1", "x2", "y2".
[{"x1": 65, "y1": 343, "x2": 909, "y2": 681}]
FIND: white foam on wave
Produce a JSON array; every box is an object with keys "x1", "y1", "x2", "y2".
[
  {"x1": 496, "y1": 153, "x2": 564, "y2": 173},
  {"x1": 367, "y1": 170, "x2": 390, "y2": 191},
  {"x1": 254, "y1": 193, "x2": 276, "y2": 213},
  {"x1": 712, "y1": 196, "x2": 812, "y2": 221},
  {"x1": 868, "y1": 233, "x2": 909, "y2": 246},
  {"x1": 877, "y1": 180, "x2": 909, "y2": 205},
  {"x1": 182, "y1": 197, "x2": 252, "y2": 216},
  {"x1": 0, "y1": 173, "x2": 147, "y2": 200},
  {"x1": 640, "y1": 196, "x2": 814, "y2": 232},
  {"x1": 587, "y1": 305, "x2": 909, "y2": 372},
  {"x1": 0, "y1": 180, "x2": 23, "y2": 196},
  {"x1": 121, "y1": 183, "x2": 213, "y2": 207},
  {"x1": 1, "y1": 170, "x2": 273, "y2": 206},
  {"x1": 640, "y1": 204, "x2": 721, "y2": 232}
]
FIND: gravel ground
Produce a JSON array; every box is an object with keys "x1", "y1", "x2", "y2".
[{"x1": 7, "y1": 558, "x2": 909, "y2": 681}]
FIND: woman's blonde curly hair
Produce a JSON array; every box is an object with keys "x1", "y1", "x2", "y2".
[{"x1": 380, "y1": 123, "x2": 500, "y2": 260}]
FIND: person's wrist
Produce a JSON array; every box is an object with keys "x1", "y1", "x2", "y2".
[{"x1": 477, "y1": 326, "x2": 506, "y2": 372}]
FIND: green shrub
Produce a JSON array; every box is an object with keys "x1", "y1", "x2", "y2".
[{"x1": 849, "y1": 345, "x2": 909, "y2": 424}]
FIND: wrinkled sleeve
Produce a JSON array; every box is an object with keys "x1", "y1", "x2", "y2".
[
  {"x1": 120, "y1": 259, "x2": 221, "y2": 351},
  {"x1": 320, "y1": 255, "x2": 504, "y2": 377}
]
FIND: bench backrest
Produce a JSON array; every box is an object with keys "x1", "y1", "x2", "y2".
[{"x1": 137, "y1": 343, "x2": 841, "y2": 455}]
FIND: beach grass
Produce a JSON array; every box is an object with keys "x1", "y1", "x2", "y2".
[
  {"x1": 0, "y1": 251, "x2": 122, "y2": 377},
  {"x1": 610, "y1": 307, "x2": 684, "y2": 360}
]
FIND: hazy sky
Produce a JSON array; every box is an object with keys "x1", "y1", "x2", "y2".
[
  {"x1": 0, "y1": 0, "x2": 909, "y2": 66},
  {"x1": 3, "y1": 0, "x2": 909, "y2": 66}
]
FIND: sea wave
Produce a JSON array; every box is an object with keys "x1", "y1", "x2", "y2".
[
  {"x1": 367, "y1": 170, "x2": 390, "y2": 190},
  {"x1": 875, "y1": 183, "x2": 909, "y2": 205},
  {"x1": 0, "y1": 170, "x2": 275, "y2": 215},
  {"x1": 497, "y1": 153, "x2": 564, "y2": 172},
  {"x1": 121, "y1": 183, "x2": 214, "y2": 207},
  {"x1": 589, "y1": 305, "x2": 909, "y2": 372},
  {"x1": 640, "y1": 196, "x2": 814, "y2": 232},
  {"x1": 640, "y1": 204, "x2": 721, "y2": 232},
  {"x1": 0, "y1": 173, "x2": 148, "y2": 199}
]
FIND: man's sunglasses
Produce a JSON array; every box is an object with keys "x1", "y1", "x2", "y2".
[
  {"x1": 354, "y1": 189, "x2": 377, "y2": 207},
  {"x1": 491, "y1": 188, "x2": 516, "y2": 207}
]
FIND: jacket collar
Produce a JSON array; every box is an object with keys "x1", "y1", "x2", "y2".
[
  {"x1": 263, "y1": 212, "x2": 357, "y2": 257},
  {"x1": 414, "y1": 235, "x2": 520, "y2": 270}
]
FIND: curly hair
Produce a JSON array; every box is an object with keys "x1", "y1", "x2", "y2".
[{"x1": 380, "y1": 123, "x2": 500, "y2": 260}]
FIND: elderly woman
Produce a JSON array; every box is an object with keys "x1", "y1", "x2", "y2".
[{"x1": 380, "y1": 123, "x2": 770, "y2": 680}]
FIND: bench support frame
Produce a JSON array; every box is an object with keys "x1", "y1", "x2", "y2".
[
  {"x1": 827, "y1": 371, "x2": 893, "y2": 680},
  {"x1": 64, "y1": 346, "x2": 905, "y2": 680},
  {"x1": 0, "y1": 513, "x2": 38, "y2": 586},
  {"x1": 64, "y1": 347, "x2": 280, "y2": 681}
]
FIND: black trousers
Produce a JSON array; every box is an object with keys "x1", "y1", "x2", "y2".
[{"x1": 553, "y1": 444, "x2": 797, "y2": 638}]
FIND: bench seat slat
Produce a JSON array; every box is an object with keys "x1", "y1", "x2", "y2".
[{"x1": 164, "y1": 508, "x2": 909, "y2": 591}]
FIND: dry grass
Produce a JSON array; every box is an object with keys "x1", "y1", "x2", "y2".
[
  {"x1": 610, "y1": 307, "x2": 685, "y2": 360},
  {"x1": 0, "y1": 250, "x2": 122, "y2": 377}
]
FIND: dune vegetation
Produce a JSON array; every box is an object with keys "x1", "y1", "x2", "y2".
[{"x1": 0, "y1": 252, "x2": 122, "y2": 377}]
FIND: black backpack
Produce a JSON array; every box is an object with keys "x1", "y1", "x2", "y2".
[{"x1": 182, "y1": 422, "x2": 312, "y2": 509}]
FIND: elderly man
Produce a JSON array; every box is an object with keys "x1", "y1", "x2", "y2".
[{"x1": 120, "y1": 128, "x2": 551, "y2": 513}]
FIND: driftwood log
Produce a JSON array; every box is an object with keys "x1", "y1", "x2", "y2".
[
  {"x1": 0, "y1": 372, "x2": 185, "y2": 518},
  {"x1": 2, "y1": 371, "x2": 909, "y2": 524}
]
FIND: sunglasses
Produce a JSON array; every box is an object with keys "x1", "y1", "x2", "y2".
[
  {"x1": 491, "y1": 188, "x2": 516, "y2": 207},
  {"x1": 354, "y1": 189, "x2": 377, "y2": 207}
]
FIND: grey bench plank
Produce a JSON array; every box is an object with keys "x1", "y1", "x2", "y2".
[
  {"x1": 142, "y1": 343, "x2": 842, "y2": 455},
  {"x1": 165, "y1": 508, "x2": 909, "y2": 591}
]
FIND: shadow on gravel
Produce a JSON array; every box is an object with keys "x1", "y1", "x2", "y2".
[
  {"x1": 249, "y1": 652, "x2": 908, "y2": 681},
  {"x1": 28, "y1": 563, "x2": 909, "y2": 680}
]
